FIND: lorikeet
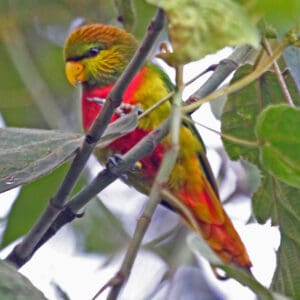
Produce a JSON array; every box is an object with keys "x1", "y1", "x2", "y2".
[{"x1": 64, "y1": 24, "x2": 252, "y2": 269}]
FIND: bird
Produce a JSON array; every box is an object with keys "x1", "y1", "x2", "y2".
[{"x1": 63, "y1": 23, "x2": 252, "y2": 269}]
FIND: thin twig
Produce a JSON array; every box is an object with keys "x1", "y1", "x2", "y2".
[
  {"x1": 262, "y1": 38, "x2": 295, "y2": 107},
  {"x1": 182, "y1": 115, "x2": 260, "y2": 148},
  {"x1": 5, "y1": 8, "x2": 165, "y2": 268},
  {"x1": 142, "y1": 223, "x2": 181, "y2": 248},
  {"x1": 105, "y1": 75, "x2": 182, "y2": 300},
  {"x1": 20, "y1": 120, "x2": 171, "y2": 264},
  {"x1": 185, "y1": 45, "x2": 255, "y2": 108}
]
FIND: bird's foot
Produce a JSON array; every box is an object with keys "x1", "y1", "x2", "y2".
[
  {"x1": 106, "y1": 154, "x2": 128, "y2": 181},
  {"x1": 115, "y1": 103, "x2": 143, "y2": 117},
  {"x1": 131, "y1": 161, "x2": 142, "y2": 172},
  {"x1": 106, "y1": 154, "x2": 142, "y2": 181}
]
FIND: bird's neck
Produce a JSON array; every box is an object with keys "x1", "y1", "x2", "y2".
[
  {"x1": 81, "y1": 67, "x2": 145, "y2": 131},
  {"x1": 81, "y1": 83, "x2": 114, "y2": 131},
  {"x1": 82, "y1": 76, "x2": 115, "y2": 90}
]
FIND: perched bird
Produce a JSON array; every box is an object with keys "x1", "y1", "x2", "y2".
[{"x1": 64, "y1": 23, "x2": 252, "y2": 269}]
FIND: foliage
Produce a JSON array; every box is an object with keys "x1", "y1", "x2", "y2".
[
  {"x1": 0, "y1": 260, "x2": 47, "y2": 299},
  {"x1": 0, "y1": 0, "x2": 300, "y2": 299},
  {"x1": 0, "y1": 128, "x2": 81, "y2": 193},
  {"x1": 148, "y1": 0, "x2": 259, "y2": 65}
]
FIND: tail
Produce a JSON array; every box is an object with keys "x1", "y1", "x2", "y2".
[
  {"x1": 199, "y1": 209, "x2": 252, "y2": 269},
  {"x1": 176, "y1": 178, "x2": 252, "y2": 269}
]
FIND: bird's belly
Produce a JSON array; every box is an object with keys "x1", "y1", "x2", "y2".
[{"x1": 108, "y1": 128, "x2": 165, "y2": 180}]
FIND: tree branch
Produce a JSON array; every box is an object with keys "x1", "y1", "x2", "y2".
[
  {"x1": 5, "y1": 8, "x2": 165, "y2": 268},
  {"x1": 6, "y1": 120, "x2": 169, "y2": 268},
  {"x1": 185, "y1": 45, "x2": 255, "y2": 107},
  {"x1": 262, "y1": 38, "x2": 295, "y2": 107},
  {"x1": 105, "y1": 77, "x2": 183, "y2": 300},
  {"x1": 183, "y1": 40, "x2": 289, "y2": 114},
  {"x1": 5, "y1": 36, "x2": 253, "y2": 269},
  {"x1": 102, "y1": 47, "x2": 259, "y2": 298}
]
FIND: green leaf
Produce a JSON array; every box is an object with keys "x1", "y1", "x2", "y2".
[
  {"x1": 0, "y1": 108, "x2": 138, "y2": 193},
  {"x1": 1, "y1": 162, "x2": 87, "y2": 248},
  {"x1": 133, "y1": 0, "x2": 156, "y2": 39},
  {"x1": 1, "y1": 164, "x2": 70, "y2": 248},
  {"x1": 252, "y1": 175, "x2": 277, "y2": 224},
  {"x1": 252, "y1": 167, "x2": 300, "y2": 298},
  {"x1": 222, "y1": 66, "x2": 300, "y2": 298},
  {"x1": 148, "y1": 0, "x2": 259, "y2": 65},
  {"x1": 271, "y1": 236, "x2": 300, "y2": 298},
  {"x1": 0, "y1": 108, "x2": 138, "y2": 247},
  {"x1": 73, "y1": 199, "x2": 129, "y2": 254},
  {"x1": 222, "y1": 65, "x2": 300, "y2": 164},
  {"x1": 260, "y1": 177, "x2": 300, "y2": 296},
  {"x1": 0, "y1": 128, "x2": 81, "y2": 193},
  {"x1": 252, "y1": 141, "x2": 300, "y2": 299},
  {"x1": 256, "y1": 105, "x2": 300, "y2": 188},
  {"x1": 241, "y1": 0, "x2": 300, "y2": 31},
  {"x1": 222, "y1": 66, "x2": 300, "y2": 221},
  {"x1": 0, "y1": 259, "x2": 47, "y2": 299}
]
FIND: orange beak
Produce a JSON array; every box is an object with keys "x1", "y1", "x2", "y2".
[{"x1": 65, "y1": 61, "x2": 86, "y2": 86}]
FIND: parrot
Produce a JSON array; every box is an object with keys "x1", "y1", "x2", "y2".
[{"x1": 63, "y1": 23, "x2": 252, "y2": 269}]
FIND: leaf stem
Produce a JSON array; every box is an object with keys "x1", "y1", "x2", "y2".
[
  {"x1": 182, "y1": 116, "x2": 260, "y2": 148},
  {"x1": 262, "y1": 38, "x2": 295, "y2": 107}
]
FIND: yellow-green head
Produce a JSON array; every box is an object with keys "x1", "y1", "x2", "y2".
[{"x1": 64, "y1": 24, "x2": 138, "y2": 88}]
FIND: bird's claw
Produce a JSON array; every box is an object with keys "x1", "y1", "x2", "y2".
[
  {"x1": 106, "y1": 154, "x2": 128, "y2": 181},
  {"x1": 115, "y1": 103, "x2": 143, "y2": 117},
  {"x1": 87, "y1": 98, "x2": 143, "y2": 117},
  {"x1": 106, "y1": 155, "x2": 142, "y2": 180},
  {"x1": 130, "y1": 161, "x2": 142, "y2": 172}
]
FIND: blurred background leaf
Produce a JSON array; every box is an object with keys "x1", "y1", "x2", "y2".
[
  {"x1": 148, "y1": 0, "x2": 259, "y2": 65},
  {"x1": 0, "y1": 128, "x2": 81, "y2": 193},
  {"x1": 0, "y1": 163, "x2": 86, "y2": 249},
  {"x1": 0, "y1": 259, "x2": 47, "y2": 299},
  {"x1": 72, "y1": 199, "x2": 129, "y2": 255},
  {"x1": 113, "y1": 0, "x2": 136, "y2": 33}
]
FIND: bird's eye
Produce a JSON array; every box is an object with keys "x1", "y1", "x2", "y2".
[{"x1": 86, "y1": 47, "x2": 101, "y2": 58}]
